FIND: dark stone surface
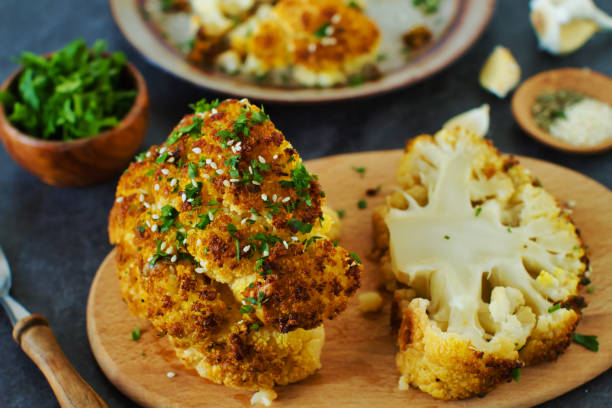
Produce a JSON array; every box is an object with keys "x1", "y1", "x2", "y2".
[{"x1": 0, "y1": 0, "x2": 610, "y2": 407}]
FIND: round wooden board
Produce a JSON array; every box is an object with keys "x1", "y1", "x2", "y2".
[{"x1": 87, "y1": 150, "x2": 612, "y2": 408}]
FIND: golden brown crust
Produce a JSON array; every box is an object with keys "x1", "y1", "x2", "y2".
[{"x1": 109, "y1": 99, "x2": 361, "y2": 389}]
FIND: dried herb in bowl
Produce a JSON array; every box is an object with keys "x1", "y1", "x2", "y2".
[{"x1": 0, "y1": 38, "x2": 137, "y2": 141}]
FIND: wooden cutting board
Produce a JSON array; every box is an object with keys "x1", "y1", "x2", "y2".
[{"x1": 87, "y1": 150, "x2": 612, "y2": 408}]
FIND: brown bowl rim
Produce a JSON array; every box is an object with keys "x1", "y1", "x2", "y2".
[{"x1": 0, "y1": 54, "x2": 148, "y2": 149}]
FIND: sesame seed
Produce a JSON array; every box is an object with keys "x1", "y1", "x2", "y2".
[
  {"x1": 258, "y1": 155, "x2": 266, "y2": 164},
  {"x1": 282, "y1": 197, "x2": 291, "y2": 203},
  {"x1": 291, "y1": 236, "x2": 298, "y2": 241},
  {"x1": 273, "y1": 154, "x2": 278, "y2": 160},
  {"x1": 160, "y1": 242, "x2": 167, "y2": 250},
  {"x1": 223, "y1": 180, "x2": 230, "y2": 187},
  {"x1": 210, "y1": 162, "x2": 217, "y2": 169},
  {"x1": 325, "y1": 25, "x2": 334, "y2": 36},
  {"x1": 182, "y1": 193, "x2": 187, "y2": 202},
  {"x1": 321, "y1": 37, "x2": 337, "y2": 46},
  {"x1": 196, "y1": 239, "x2": 202, "y2": 246},
  {"x1": 151, "y1": 225, "x2": 158, "y2": 232},
  {"x1": 208, "y1": 211, "x2": 214, "y2": 221},
  {"x1": 283, "y1": 240, "x2": 289, "y2": 249},
  {"x1": 567, "y1": 200, "x2": 576, "y2": 208},
  {"x1": 170, "y1": 178, "x2": 177, "y2": 187},
  {"x1": 159, "y1": 147, "x2": 167, "y2": 154},
  {"x1": 168, "y1": 157, "x2": 175, "y2": 163},
  {"x1": 180, "y1": 228, "x2": 186, "y2": 233},
  {"x1": 154, "y1": 184, "x2": 160, "y2": 191},
  {"x1": 116, "y1": 197, "x2": 124, "y2": 203},
  {"x1": 200, "y1": 260, "x2": 207, "y2": 268},
  {"x1": 146, "y1": 220, "x2": 151, "y2": 227},
  {"x1": 273, "y1": 194, "x2": 277, "y2": 202},
  {"x1": 263, "y1": 250, "x2": 269, "y2": 257},
  {"x1": 144, "y1": 202, "x2": 150, "y2": 208},
  {"x1": 147, "y1": 255, "x2": 153, "y2": 262},
  {"x1": 170, "y1": 255, "x2": 177, "y2": 263},
  {"x1": 230, "y1": 178, "x2": 239, "y2": 183},
  {"x1": 331, "y1": 13, "x2": 341, "y2": 24},
  {"x1": 227, "y1": 139, "x2": 235, "y2": 146},
  {"x1": 152, "y1": 214, "x2": 160, "y2": 220},
  {"x1": 146, "y1": 151, "x2": 152, "y2": 158},
  {"x1": 203, "y1": 174, "x2": 210, "y2": 179},
  {"x1": 212, "y1": 108, "x2": 218, "y2": 114},
  {"x1": 216, "y1": 169, "x2": 224, "y2": 175},
  {"x1": 241, "y1": 218, "x2": 247, "y2": 225},
  {"x1": 248, "y1": 166, "x2": 253, "y2": 174},
  {"x1": 261, "y1": 194, "x2": 268, "y2": 201},
  {"x1": 161, "y1": 169, "x2": 170, "y2": 175},
  {"x1": 167, "y1": 372, "x2": 176, "y2": 378},
  {"x1": 192, "y1": 180, "x2": 197, "y2": 187},
  {"x1": 195, "y1": 267, "x2": 205, "y2": 274},
  {"x1": 240, "y1": 98, "x2": 249, "y2": 103},
  {"x1": 243, "y1": 245, "x2": 251, "y2": 253},
  {"x1": 139, "y1": 194, "x2": 144, "y2": 202},
  {"x1": 308, "y1": 43, "x2": 317, "y2": 53},
  {"x1": 182, "y1": 239, "x2": 187, "y2": 245},
  {"x1": 192, "y1": 147, "x2": 202, "y2": 154},
  {"x1": 166, "y1": 246, "x2": 174, "y2": 255},
  {"x1": 187, "y1": 198, "x2": 193, "y2": 203},
  {"x1": 252, "y1": 180, "x2": 261, "y2": 185}
]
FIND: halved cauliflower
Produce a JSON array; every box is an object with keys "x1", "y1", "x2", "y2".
[
  {"x1": 109, "y1": 98, "x2": 361, "y2": 390},
  {"x1": 373, "y1": 125, "x2": 588, "y2": 399}
]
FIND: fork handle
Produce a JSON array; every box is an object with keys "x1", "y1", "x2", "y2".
[{"x1": 13, "y1": 314, "x2": 107, "y2": 408}]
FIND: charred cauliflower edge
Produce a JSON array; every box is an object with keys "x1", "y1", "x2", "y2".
[
  {"x1": 372, "y1": 125, "x2": 588, "y2": 400},
  {"x1": 109, "y1": 98, "x2": 361, "y2": 390}
]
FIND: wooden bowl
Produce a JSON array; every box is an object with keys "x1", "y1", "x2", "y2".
[
  {"x1": 0, "y1": 61, "x2": 149, "y2": 187},
  {"x1": 512, "y1": 68, "x2": 612, "y2": 155}
]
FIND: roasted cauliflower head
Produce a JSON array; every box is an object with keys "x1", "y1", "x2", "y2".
[
  {"x1": 373, "y1": 126, "x2": 588, "y2": 399},
  {"x1": 109, "y1": 98, "x2": 361, "y2": 390},
  {"x1": 222, "y1": 0, "x2": 380, "y2": 86}
]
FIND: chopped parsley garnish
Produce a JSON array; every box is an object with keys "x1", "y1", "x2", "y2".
[
  {"x1": 0, "y1": 38, "x2": 136, "y2": 141},
  {"x1": 255, "y1": 258, "x2": 273, "y2": 276},
  {"x1": 303, "y1": 235, "x2": 322, "y2": 248},
  {"x1": 287, "y1": 218, "x2": 313, "y2": 234},
  {"x1": 184, "y1": 181, "x2": 203, "y2": 206},
  {"x1": 587, "y1": 286, "x2": 595, "y2": 293},
  {"x1": 155, "y1": 152, "x2": 168, "y2": 164},
  {"x1": 336, "y1": 209, "x2": 346, "y2": 219},
  {"x1": 548, "y1": 304, "x2": 561, "y2": 313},
  {"x1": 511, "y1": 368, "x2": 520, "y2": 382},
  {"x1": 135, "y1": 152, "x2": 147, "y2": 162},
  {"x1": 167, "y1": 117, "x2": 202, "y2": 145},
  {"x1": 189, "y1": 98, "x2": 219, "y2": 114},
  {"x1": 349, "y1": 252, "x2": 362, "y2": 264},
  {"x1": 475, "y1": 207, "x2": 482, "y2": 217},
  {"x1": 444, "y1": 235, "x2": 450, "y2": 240},
  {"x1": 348, "y1": 75, "x2": 364, "y2": 87},
  {"x1": 572, "y1": 334, "x2": 599, "y2": 351},
  {"x1": 159, "y1": 205, "x2": 178, "y2": 232},
  {"x1": 352, "y1": 166, "x2": 366, "y2": 177},
  {"x1": 175, "y1": 231, "x2": 186, "y2": 249},
  {"x1": 507, "y1": 227, "x2": 513, "y2": 233},
  {"x1": 239, "y1": 305, "x2": 254, "y2": 314},
  {"x1": 357, "y1": 199, "x2": 367, "y2": 209},
  {"x1": 150, "y1": 239, "x2": 170, "y2": 267},
  {"x1": 196, "y1": 208, "x2": 217, "y2": 230},
  {"x1": 280, "y1": 163, "x2": 315, "y2": 207},
  {"x1": 413, "y1": 0, "x2": 441, "y2": 14},
  {"x1": 131, "y1": 327, "x2": 141, "y2": 341},
  {"x1": 188, "y1": 162, "x2": 198, "y2": 179},
  {"x1": 314, "y1": 22, "x2": 331, "y2": 38},
  {"x1": 348, "y1": 1, "x2": 360, "y2": 8},
  {"x1": 249, "y1": 323, "x2": 260, "y2": 331},
  {"x1": 138, "y1": 224, "x2": 146, "y2": 234}
]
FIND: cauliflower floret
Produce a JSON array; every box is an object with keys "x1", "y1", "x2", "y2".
[{"x1": 375, "y1": 121, "x2": 587, "y2": 399}]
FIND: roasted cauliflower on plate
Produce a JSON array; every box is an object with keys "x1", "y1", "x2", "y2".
[
  {"x1": 109, "y1": 98, "x2": 360, "y2": 390},
  {"x1": 373, "y1": 122, "x2": 588, "y2": 399}
]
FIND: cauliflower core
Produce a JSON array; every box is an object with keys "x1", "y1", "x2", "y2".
[
  {"x1": 374, "y1": 126, "x2": 587, "y2": 399},
  {"x1": 109, "y1": 99, "x2": 361, "y2": 390}
]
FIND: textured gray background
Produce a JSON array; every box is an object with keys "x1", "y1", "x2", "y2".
[{"x1": 0, "y1": 0, "x2": 611, "y2": 407}]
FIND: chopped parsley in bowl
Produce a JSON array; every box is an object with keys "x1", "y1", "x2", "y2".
[
  {"x1": 0, "y1": 38, "x2": 149, "y2": 187},
  {"x1": 0, "y1": 38, "x2": 137, "y2": 141}
]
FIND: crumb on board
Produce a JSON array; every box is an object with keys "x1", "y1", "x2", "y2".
[
  {"x1": 358, "y1": 291, "x2": 384, "y2": 313},
  {"x1": 167, "y1": 371, "x2": 176, "y2": 378},
  {"x1": 251, "y1": 389, "x2": 278, "y2": 406}
]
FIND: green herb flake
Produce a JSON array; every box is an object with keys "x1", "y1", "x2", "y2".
[
  {"x1": 314, "y1": 22, "x2": 331, "y2": 38},
  {"x1": 352, "y1": 166, "x2": 366, "y2": 177},
  {"x1": 357, "y1": 199, "x2": 367, "y2": 209},
  {"x1": 131, "y1": 327, "x2": 141, "y2": 341},
  {"x1": 349, "y1": 252, "x2": 362, "y2": 264},
  {"x1": 587, "y1": 286, "x2": 595, "y2": 293},
  {"x1": 548, "y1": 304, "x2": 561, "y2": 313},
  {"x1": 444, "y1": 235, "x2": 450, "y2": 240},
  {"x1": 188, "y1": 162, "x2": 198, "y2": 179},
  {"x1": 475, "y1": 207, "x2": 482, "y2": 217},
  {"x1": 336, "y1": 209, "x2": 346, "y2": 219},
  {"x1": 511, "y1": 368, "x2": 520, "y2": 382},
  {"x1": 287, "y1": 218, "x2": 314, "y2": 234},
  {"x1": 572, "y1": 334, "x2": 599, "y2": 351},
  {"x1": 189, "y1": 98, "x2": 220, "y2": 114},
  {"x1": 240, "y1": 304, "x2": 255, "y2": 314}
]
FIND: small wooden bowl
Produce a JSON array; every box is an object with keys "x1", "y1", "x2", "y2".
[
  {"x1": 512, "y1": 68, "x2": 612, "y2": 155},
  {"x1": 0, "y1": 61, "x2": 149, "y2": 187}
]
